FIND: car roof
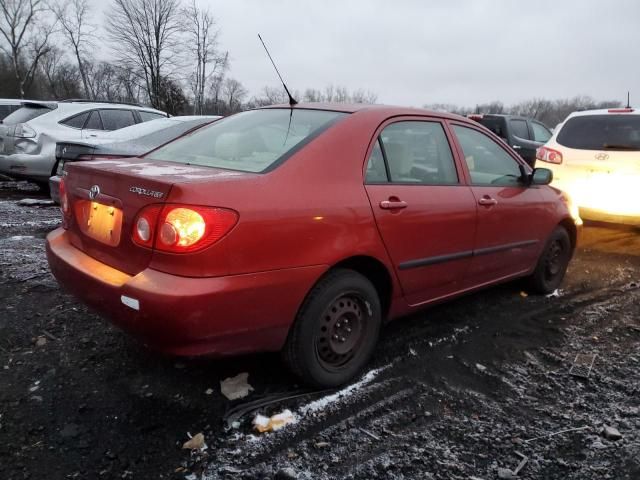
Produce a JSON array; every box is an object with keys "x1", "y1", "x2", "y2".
[
  {"x1": 0, "y1": 98, "x2": 24, "y2": 105},
  {"x1": 566, "y1": 107, "x2": 639, "y2": 118},
  {"x1": 18, "y1": 101, "x2": 167, "y2": 123},
  {"x1": 261, "y1": 102, "x2": 467, "y2": 122}
]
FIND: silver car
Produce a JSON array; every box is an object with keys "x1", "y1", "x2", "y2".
[{"x1": 0, "y1": 100, "x2": 167, "y2": 189}]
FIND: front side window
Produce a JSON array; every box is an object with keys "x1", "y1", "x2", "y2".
[
  {"x1": 99, "y1": 109, "x2": 136, "y2": 131},
  {"x1": 365, "y1": 121, "x2": 458, "y2": 185},
  {"x1": 510, "y1": 119, "x2": 530, "y2": 139},
  {"x1": 453, "y1": 125, "x2": 523, "y2": 186},
  {"x1": 148, "y1": 109, "x2": 347, "y2": 173},
  {"x1": 531, "y1": 122, "x2": 552, "y2": 142}
]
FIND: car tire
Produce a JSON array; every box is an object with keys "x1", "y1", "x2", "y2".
[
  {"x1": 528, "y1": 226, "x2": 571, "y2": 294},
  {"x1": 35, "y1": 181, "x2": 50, "y2": 194},
  {"x1": 282, "y1": 269, "x2": 381, "y2": 388}
]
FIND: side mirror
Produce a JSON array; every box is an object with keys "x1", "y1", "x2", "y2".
[{"x1": 531, "y1": 167, "x2": 553, "y2": 185}]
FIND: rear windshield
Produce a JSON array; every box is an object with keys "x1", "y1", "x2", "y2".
[
  {"x1": 478, "y1": 117, "x2": 507, "y2": 139},
  {"x1": 147, "y1": 109, "x2": 348, "y2": 173},
  {"x1": 557, "y1": 114, "x2": 640, "y2": 151},
  {"x1": 3, "y1": 106, "x2": 52, "y2": 125}
]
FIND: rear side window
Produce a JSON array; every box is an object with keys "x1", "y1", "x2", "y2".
[
  {"x1": 478, "y1": 117, "x2": 507, "y2": 139},
  {"x1": 85, "y1": 111, "x2": 103, "y2": 130},
  {"x1": 510, "y1": 119, "x2": 530, "y2": 139},
  {"x1": 0, "y1": 104, "x2": 20, "y2": 121},
  {"x1": 139, "y1": 111, "x2": 166, "y2": 122},
  {"x1": 148, "y1": 109, "x2": 347, "y2": 173},
  {"x1": 3, "y1": 106, "x2": 51, "y2": 125},
  {"x1": 557, "y1": 115, "x2": 640, "y2": 151},
  {"x1": 531, "y1": 122, "x2": 552, "y2": 142},
  {"x1": 453, "y1": 125, "x2": 523, "y2": 186},
  {"x1": 61, "y1": 112, "x2": 90, "y2": 129},
  {"x1": 100, "y1": 109, "x2": 137, "y2": 131},
  {"x1": 367, "y1": 121, "x2": 458, "y2": 185}
]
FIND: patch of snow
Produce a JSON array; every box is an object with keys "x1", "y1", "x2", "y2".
[
  {"x1": 17, "y1": 198, "x2": 55, "y2": 206},
  {"x1": 299, "y1": 366, "x2": 386, "y2": 416},
  {"x1": 546, "y1": 289, "x2": 563, "y2": 298},
  {"x1": 7, "y1": 235, "x2": 34, "y2": 241}
]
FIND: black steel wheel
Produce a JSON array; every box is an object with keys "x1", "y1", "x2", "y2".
[
  {"x1": 528, "y1": 226, "x2": 572, "y2": 294},
  {"x1": 283, "y1": 269, "x2": 381, "y2": 388}
]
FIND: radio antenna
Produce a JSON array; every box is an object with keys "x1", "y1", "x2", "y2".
[
  {"x1": 258, "y1": 34, "x2": 298, "y2": 107},
  {"x1": 626, "y1": 91, "x2": 631, "y2": 108}
]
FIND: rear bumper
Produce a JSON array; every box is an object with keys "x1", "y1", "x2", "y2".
[
  {"x1": 46, "y1": 228, "x2": 327, "y2": 356},
  {"x1": 0, "y1": 152, "x2": 54, "y2": 182}
]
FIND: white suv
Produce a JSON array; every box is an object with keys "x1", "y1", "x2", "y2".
[
  {"x1": 0, "y1": 100, "x2": 167, "y2": 189},
  {"x1": 537, "y1": 107, "x2": 640, "y2": 225}
]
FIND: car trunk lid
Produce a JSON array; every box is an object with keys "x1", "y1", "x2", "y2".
[{"x1": 63, "y1": 157, "x2": 236, "y2": 275}]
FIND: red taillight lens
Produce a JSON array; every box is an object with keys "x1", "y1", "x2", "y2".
[
  {"x1": 132, "y1": 204, "x2": 238, "y2": 253},
  {"x1": 536, "y1": 146, "x2": 563, "y2": 165}
]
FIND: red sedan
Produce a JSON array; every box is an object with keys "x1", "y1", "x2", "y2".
[{"x1": 46, "y1": 104, "x2": 581, "y2": 387}]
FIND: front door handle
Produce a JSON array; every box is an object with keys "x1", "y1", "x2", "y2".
[
  {"x1": 512, "y1": 145, "x2": 522, "y2": 150},
  {"x1": 380, "y1": 199, "x2": 407, "y2": 210},
  {"x1": 478, "y1": 196, "x2": 498, "y2": 206}
]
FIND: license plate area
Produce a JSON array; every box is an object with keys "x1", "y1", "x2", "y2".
[{"x1": 76, "y1": 200, "x2": 123, "y2": 246}]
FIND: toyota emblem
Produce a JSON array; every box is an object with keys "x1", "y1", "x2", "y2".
[
  {"x1": 594, "y1": 153, "x2": 609, "y2": 161},
  {"x1": 89, "y1": 185, "x2": 100, "y2": 200}
]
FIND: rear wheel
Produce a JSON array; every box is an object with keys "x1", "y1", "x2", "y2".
[
  {"x1": 528, "y1": 226, "x2": 572, "y2": 294},
  {"x1": 282, "y1": 269, "x2": 381, "y2": 388}
]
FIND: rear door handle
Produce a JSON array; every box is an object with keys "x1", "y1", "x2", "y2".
[
  {"x1": 380, "y1": 200, "x2": 408, "y2": 210},
  {"x1": 512, "y1": 145, "x2": 522, "y2": 150},
  {"x1": 478, "y1": 196, "x2": 498, "y2": 206}
]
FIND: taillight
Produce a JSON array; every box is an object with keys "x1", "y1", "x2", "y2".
[
  {"x1": 132, "y1": 204, "x2": 238, "y2": 253},
  {"x1": 132, "y1": 205, "x2": 163, "y2": 248},
  {"x1": 536, "y1": 146, "x2": 563, "y2": 165}
]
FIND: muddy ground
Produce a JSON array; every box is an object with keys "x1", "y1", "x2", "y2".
[{"x1": 0, "y1": 180, "x2": 638, "y2": 480}]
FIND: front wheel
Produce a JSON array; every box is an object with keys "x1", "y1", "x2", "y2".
[
  {"x1": 528, "y1": 226, "x2": 572, "y2": 294},
  {"x1": 282, "y1": 269, "x2": 381, "y2": 388}
]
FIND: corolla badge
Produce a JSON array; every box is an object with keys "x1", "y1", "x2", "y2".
[
  {"x1": 595, "y1": 153, "x2": 609, "y2": 161},
  {"x1": 89, "y1": 185, "x2": 100, "y2": 200},
  {"x1": 129, "y1": 186, "x2": 164, "y2": 199}
]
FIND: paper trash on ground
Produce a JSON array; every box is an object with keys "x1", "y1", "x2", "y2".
[
  {"x1": 220, "y1": 372, "x2": 254, "y2": 400},
  {"x1": 253, "y1": 409, "x2": 296, "y2": 433}
]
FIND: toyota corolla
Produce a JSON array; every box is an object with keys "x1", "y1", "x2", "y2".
[{"x1": 46, "y1": 104, "x2": 581, "y2": 387}]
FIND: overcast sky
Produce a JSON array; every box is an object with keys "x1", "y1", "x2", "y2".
[{"x1": 95, "y1": 0, "x2": 640, "y2": 107}]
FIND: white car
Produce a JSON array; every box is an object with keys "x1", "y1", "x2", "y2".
[
  {"x1": 537, "y1": 107, "x2": 640, "y2": 225},
  {"x1": 0, "y1": 100, "x2": 167, "y2": 189}
]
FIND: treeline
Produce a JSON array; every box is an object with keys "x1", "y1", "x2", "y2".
[
  {"x1": 0, "y1": 0, "x2": 377, "y2": 115},
  {"x1": 425, "y1": 96, "x2": 624, "y2": 128}
]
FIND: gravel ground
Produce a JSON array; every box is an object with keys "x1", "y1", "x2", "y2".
[{"x1": 0, "y1": 180, "x2": 638, "y2": 480}]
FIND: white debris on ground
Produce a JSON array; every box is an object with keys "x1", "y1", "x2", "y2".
[
  {"x1": 546, "y1": 289, "x2": 563, "y2": 298},
  {"x1": 7, "y1": 235, "x2": 34, "y2": 241},
  {"x1": 220, "y1": 372, "x2": 254, "y2": 400},
  {"x1": 182, "y1": 432, "x2": 207, "y2": 451},
  {"x1": 299, "y1": 366, "x2": 386, "y2": 416},
  {"x1": 252, "y1": 410, "x2": 296, "y2": 433},
  {"x1": 16, "y1": 198, "x2": 55, "y2": 206}
]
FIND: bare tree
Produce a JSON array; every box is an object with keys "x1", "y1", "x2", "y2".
[
  {"x1": 222, "y1": 77, "x2": 247, "y2": 113},
  {"x1": 0, "y1": 0, "x2": 55, "y2": 98},
  {"x1": 50, "y1": 0, "x2": 95, "y2": 99},
  {"x1": 106, "y1": 0, "x2": 183, "y2": 109},
  {"x1": 184, "y1": 0, "x2": 227, "y2": 114}
]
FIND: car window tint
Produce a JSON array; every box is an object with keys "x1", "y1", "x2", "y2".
[
  {"x1": 556, "y1": 115, "x2": 640, "y2": 151},
  {"x1": 84, "y1": 111, "x2": 103, "y2": 130},
  {"x1": 365, "y1": 140, "x2": 388, "y2": 182},
  {"x1": 99, "y1": 109, "x2": 136, "y2": 131},
  {"x1": 148, "y1": 109, "x2": 347, "y2": 173},
  {"x1": 379, "y1": 121, "x2": 458, "y2": 185},
  {"x1": 531, "y1": 122, "x2": 552, "y2": 142},
  {"x1": 139, "y1": 111, "x2": 166, "y2": 122},
  {"x1": 61, "y1": 112, "x2": 90, "y2": 129},
  {"x1": 510, "y1": 119, "x2": 530, "y2": 139},
  {"x1": 453, "y1": 125, "x2": 522, "y2": 186},
  {"x1": 3, "y1": 106, "x2": 51, "y2": 125}
]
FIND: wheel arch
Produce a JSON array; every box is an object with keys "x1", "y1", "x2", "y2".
[{"x1": 558, "y1": 217, "x2": 578, "y2": 255}]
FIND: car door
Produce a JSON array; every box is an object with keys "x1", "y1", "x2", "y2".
[
  {"x1": 450, "y1": 123, "x2": 547, "y2": 287},
  {"x1": 364, "y1": 119, "x2": 477, "y2": 306},
  {"x1": 508, "y1": 118, "x2": 538, "y2": 166}
]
